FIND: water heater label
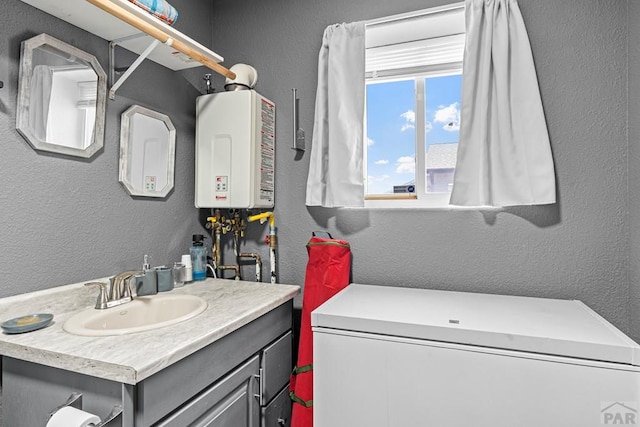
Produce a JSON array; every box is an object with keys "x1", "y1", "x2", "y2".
[
  {"x1": 260, "y1": 168, "x2": 274, "y2": 193},
  {"x1": 260, "y1": 99, "x2": 276, "y2": 200},
  {"x1": 215, "y1": 176, "x2": 228, "y2": 192}
]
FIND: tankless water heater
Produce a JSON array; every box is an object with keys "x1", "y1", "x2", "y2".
[{"x1": 195, "y1": 90, "x2": 275, "y2": 208}]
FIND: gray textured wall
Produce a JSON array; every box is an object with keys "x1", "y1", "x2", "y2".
[
  {"x1": 0, "y1": 0, "x2": 636, "y2": 422},
  {"x1": 0, "y1": 0, "x2": 213, "y2": 296},
  {"x1": 629, "y1": 0, "x2": 640, "y2": 342},
  {"x1": 209, "y1": 0, "x2": 635, "y2": 338}
]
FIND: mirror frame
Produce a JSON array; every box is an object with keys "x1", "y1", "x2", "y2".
[
  {"x1": 119, "y1": 105, "x2": 176, "y2": 198},
  {"x1": 16, "y1": 33, "x2": 107, "y2": 158}
]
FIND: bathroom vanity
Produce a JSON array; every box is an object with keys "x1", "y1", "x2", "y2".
[{"x1": 0, "y1": 278, "x2": 299, "y2": 426}]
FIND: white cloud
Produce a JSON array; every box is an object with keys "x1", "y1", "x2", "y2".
[
  {"x1": 401, "y1": 110, "x2": 415, "y2": 122},
  {"x1": 425, "y1": 121, "x2": 433, "y2": 134},
  {"x1": 400, "y1": 109, "x2": 415, "y2": 132},
  {"x1": 367, "y1": 137, "x2": 375, "y2": 146},
  {"x1": 374, "y1": 159, "x2": 389, "y2": 165},
  {"x1": 395, "y1": 156, "x2": 415, "y2": 174},
  {"x1": 433, "y1": 102, "x2": 460, "y2": 132}
]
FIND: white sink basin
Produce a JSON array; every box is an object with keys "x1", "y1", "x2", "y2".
[{"x1": 63, "y1": 294, "x2": 208, "y2": 336}]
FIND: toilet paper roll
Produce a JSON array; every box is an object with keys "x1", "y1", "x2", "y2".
[{"x1": 46, "y1": 406, "x2": 101, "y2": 427}]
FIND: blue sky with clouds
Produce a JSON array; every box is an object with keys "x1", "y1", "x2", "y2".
[{"x1": 366, "y1": 74, "x2": 462, "y2": 194}]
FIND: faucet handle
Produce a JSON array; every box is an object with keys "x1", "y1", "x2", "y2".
[
  {"x1": 108, "y1": 276, "x2": 118, "y2": 300},
  {"x1": 111, "y1": 271, "x2": 140, "y2": 300},
  {"x1": 121, "y1": 276, "x2": 133, "y2": 299},
  {"x1": 84, "y1": 282, "x2": 109, "y2": 309}
]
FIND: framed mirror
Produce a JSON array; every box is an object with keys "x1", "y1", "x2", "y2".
[
  {"x1": 119, "y1": 105, "x2": 176, "y2": 198},
  {"x1": 16, "y1": 33, "x2": 107, "y2": 158}
]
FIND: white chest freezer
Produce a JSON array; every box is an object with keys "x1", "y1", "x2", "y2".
[{"x1": 312, "y1": 284, "x2": 640, "y2": 427}]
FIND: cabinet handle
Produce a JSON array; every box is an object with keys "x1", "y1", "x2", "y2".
[{"x1": 253, "y1": 368, "x2": 265, "y2": 406}]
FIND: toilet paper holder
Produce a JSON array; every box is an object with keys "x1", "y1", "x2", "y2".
[
  {"x1": 48, "y1": 392, "x2": 123, "y2": 426},
  {"x1": 49, "y1": 392, "x2": 83, "y2": 417},
  {"x1": 97, "y1": 405, "x2": 123, "y2": 427}
]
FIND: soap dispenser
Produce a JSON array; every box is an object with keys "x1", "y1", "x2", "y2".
[
  {"x1": 135, "y1": 254, "x2": 158, "y2": 296},
  {"x1": 190, "y1": 234, "x2": 207, "y2": 281}
]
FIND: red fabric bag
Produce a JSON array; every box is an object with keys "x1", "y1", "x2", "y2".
[{"x1": 290, "y1": 235, "x2": 351, "y2": 427}]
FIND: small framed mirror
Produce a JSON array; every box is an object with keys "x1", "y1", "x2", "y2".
[
  {"x1": 119, "y1": 105, "x2": 176, "y2": 198},
  {"x1": 16, "y1": 33, "x2": 107, "y2": 158}
]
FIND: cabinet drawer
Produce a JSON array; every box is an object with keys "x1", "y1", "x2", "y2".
[
  {"x1": 262, "y1": 385, "x2": 292, "y2": 427},
  {"x1": 261, "y1": 331, "x2": 292, "y2": 404},
  {"x1": 155, "y1": 355, "x2": 260, "y2": 427}
]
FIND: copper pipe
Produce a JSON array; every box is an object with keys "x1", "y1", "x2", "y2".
[
  {"x1": 239, "y1": 253, "x2": 262, "y2": 282},
  {"x1": 218, "y1": 265, "x2": 240, "y2": 280}
]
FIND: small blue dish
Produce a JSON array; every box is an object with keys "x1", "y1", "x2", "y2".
[{"x1": 1, "y1": 313, "x2": 54, "y2": 334}]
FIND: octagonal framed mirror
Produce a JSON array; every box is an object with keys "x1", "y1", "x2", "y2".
[
  {"x1": 16, "y1": 33, "x2": 107, "y2": 158},
  {"x1": 119, "y1": 105, "x2": 176, "y2": 198}
]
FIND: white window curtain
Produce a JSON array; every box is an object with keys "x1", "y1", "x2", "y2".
[
  {"x1": 450, "y1": 0, "x2": 556, "y2": 207},
  {"x1": 305, "y1": 22, "x2": 366, "y2": 208},
  {"x1": 29, "y1": 65, "x2": 53, "y2": 142}
]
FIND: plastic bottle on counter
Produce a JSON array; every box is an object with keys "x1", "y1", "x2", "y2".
[
  {"x1": 181, "y1": 254, "x2": 193, "y2": 283},
  {"x1": 190, "y1": 234, "x2": 207, "y2": 281}
]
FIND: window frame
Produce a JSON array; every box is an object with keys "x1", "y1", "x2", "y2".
[
  {"x1": 364, "y1": 66, "x2": 463, "y2": 210},
  {"x1": 362, "y1": 2, "x2": 466, "y2": 209}
]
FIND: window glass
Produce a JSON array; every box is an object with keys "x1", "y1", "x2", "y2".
[
  {"x1": 363, "y1": 3, "x2": 465, "y2": 207},
  {"x1": 425, "y1": 73, "x2": 462, "y2": 194},
  {"x1": 365, "y1": 79, "x2": 416, "y2": 196}
]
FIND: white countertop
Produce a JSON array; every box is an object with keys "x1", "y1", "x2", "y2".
[{"x1": 0, "y1": 278, "x2": 299, "y2": 384}]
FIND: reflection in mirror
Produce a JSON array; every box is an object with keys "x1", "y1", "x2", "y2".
[
  {"x1": 119, "y1": 105, "x2": 176, "y2": 198},
  {"x1": 16, "y1": 33, "x2": 107, "y2": 158}
]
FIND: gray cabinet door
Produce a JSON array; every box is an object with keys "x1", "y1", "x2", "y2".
[
  {"x1": 262, "y1": 385, "x2": 292, "y2": 427},
  {"x1": 155, "y1": 355, "x2": 260, "y2": 427},
  {"x1": 260, "y1": 331, "x2": 292, "y2": 405}
]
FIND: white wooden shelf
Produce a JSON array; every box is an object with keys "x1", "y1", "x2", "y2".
[{"x1": 19, "y1": 0, "x2": 226, "y2": 72}]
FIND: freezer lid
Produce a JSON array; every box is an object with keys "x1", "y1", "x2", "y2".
[{"x1": 311, "y1": 284, "x2": 640, "y2": 366}]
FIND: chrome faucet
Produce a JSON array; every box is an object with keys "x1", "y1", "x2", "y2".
[
  {"x1": 85, "y1": 270, "x2": 141, "y2": 309},
  {"x1": 109, "y1": 271, "x2": 140, "y2": 300}
]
